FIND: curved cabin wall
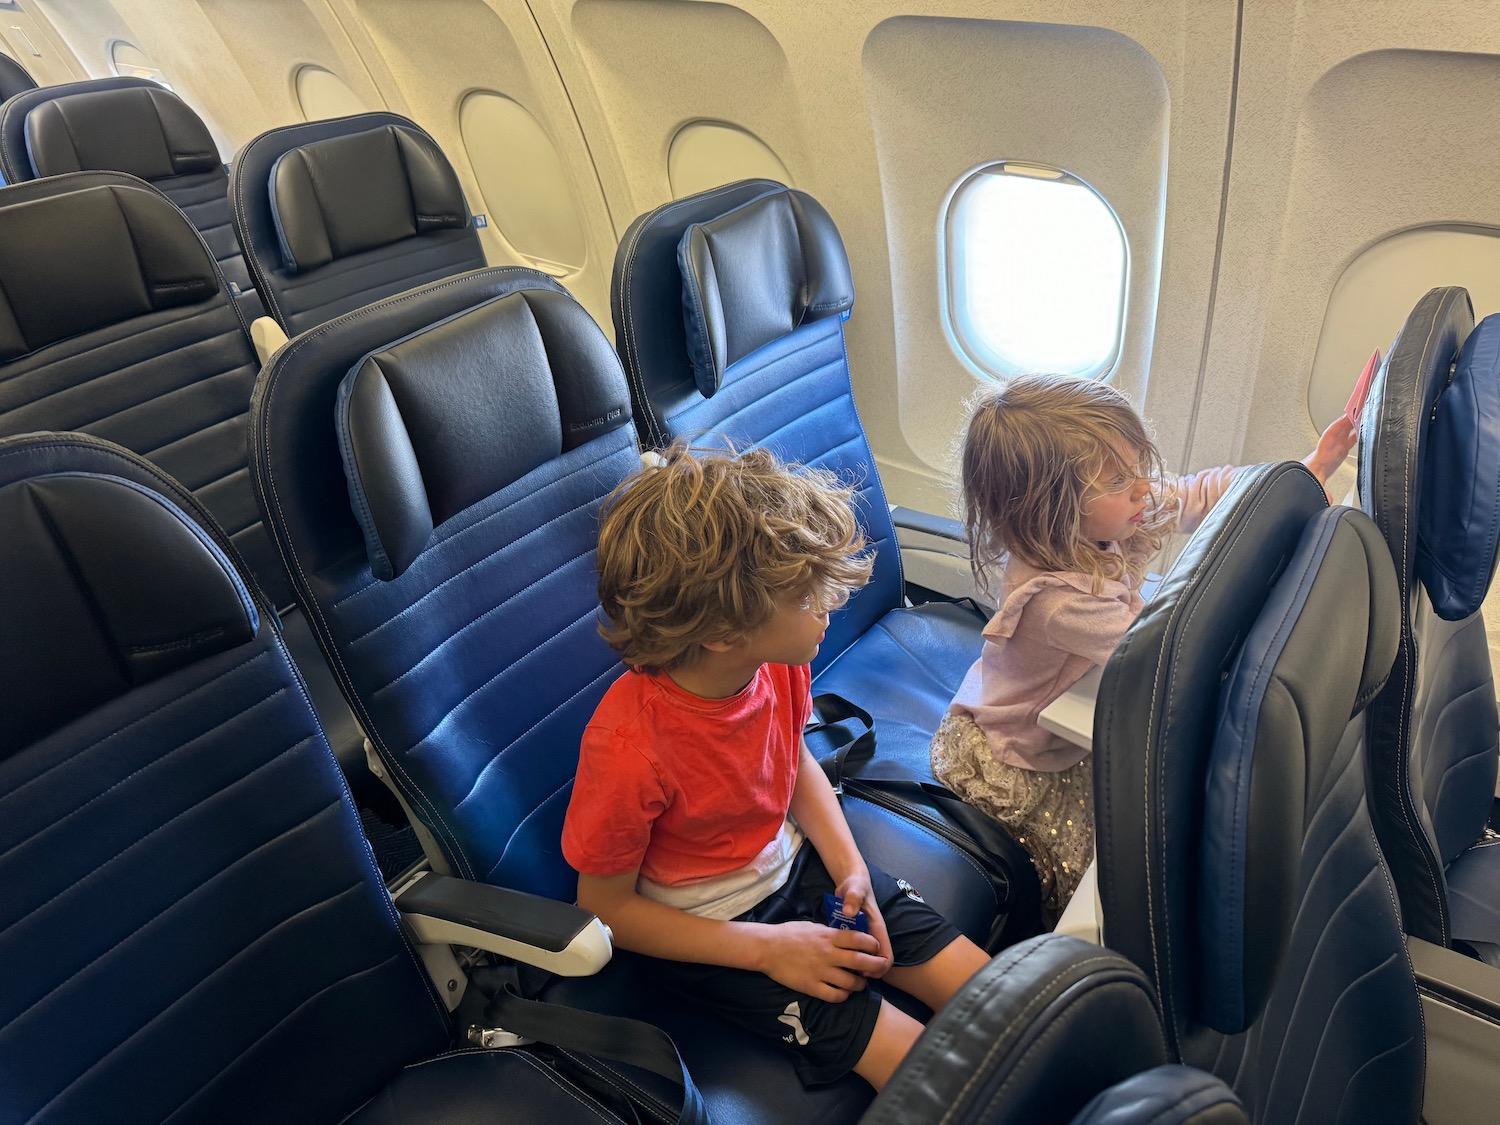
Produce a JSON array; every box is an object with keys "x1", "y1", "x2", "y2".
[
  {"x1": 17, "y1": 0, "x2": 1500, "y2": 676},
  {"x1": 864, "y1": 16, "x2": 1168, "y2": 482}
]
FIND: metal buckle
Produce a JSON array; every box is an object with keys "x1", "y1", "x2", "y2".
[{"x1": 466, "y1": 1025, "x2": 534, "y2": 1049}]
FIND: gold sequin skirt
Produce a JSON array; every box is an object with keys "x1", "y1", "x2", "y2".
[{"x1": 930, "y1": 713, "x2": 1094, "y2": 924}]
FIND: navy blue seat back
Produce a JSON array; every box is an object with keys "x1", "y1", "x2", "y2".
[
  {"x1": 0, "y1": 53, "x2": 36, "y2": 107},
  {"x1": 612, "y1": 180, "x2": 899, "y2": 672},
  {"x1": 250, "y1": 268, "x2": 636, "y2": 897},
  {"x1": 0, "y1": 172, "x2": 379, "y2": 790},
  {"x1": 252, "y1": 267, "x2": 1039, "y2": 1125},
  {"x1": 1096, "y1": 463, "x2": 1423, "y2": 1123},
  {"x1": 0, "y1": 172, "x2": 283, "y2": 601},
  {"x1": 612, "y1": 181, "x2": 994, "y2": 794},
  {"x1": 231, "y1": 113, "x2": 487, "y2": 337},
  {"x1": 1359, "y1": 285, "x2": 1500, "y2": 949},
  {"x1": 0, "y1": 432, "x2": 450, "y2": 1122},
  {"x1": 0, "y1": 77, "x2": 263, "y2": 318},
  {"x1": 867, "y1": 934, "x2": 1246, "y2": 1125}
]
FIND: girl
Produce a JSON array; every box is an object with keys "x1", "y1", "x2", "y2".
[{"x1": 930, "y1": 374, "x2": 1355, "y2": 921}]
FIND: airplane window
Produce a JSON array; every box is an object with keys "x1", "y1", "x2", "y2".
[
  {"x1": 943, "y1": 162, "x2": 1127, "y2": 379},
  {"x1": 458, "y1": 91, "x2": 587, "y2": 276},
  {"x1": 108, "y1": 40, "x2": 171, "y2": 89},
  {"x1": 294, "y1": 64, "x2": 368, "y2": 122},
  {"x1": 668, "y1": 121, "x2": 791, "y2": 199}
]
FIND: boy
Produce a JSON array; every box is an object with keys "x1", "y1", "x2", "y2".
[{"x1": 562, "y1": 443, "x2": 990, "y2": 1091}]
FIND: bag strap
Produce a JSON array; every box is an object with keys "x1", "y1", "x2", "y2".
[
  {"x1": 473, "y1": 967, "x2": 711, "y2": 1125},
  {"x1": 807, "y1": 693, "x2": 876, "y2": 790}
]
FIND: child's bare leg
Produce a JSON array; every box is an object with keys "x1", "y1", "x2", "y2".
[
  {"x1": 883, "y1": 935, "x2": 990, "y2": 1013},
  {"x1": 852, "y1": 999, "x2": 925, "y2": 1091}
]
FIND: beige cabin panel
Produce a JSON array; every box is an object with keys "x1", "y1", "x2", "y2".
[
  {"x1": 0, "y1": 1, "x2": 85, "y2": 85},
  {"x1": 30, "y1": 0, "x2": 270, "y2": 154},
  {"x1": 1309, "y1": 225, "x2": 1500, "y2": 432},
  {"x1": 333, "y1": 0, "x2": 616, "y2": 326},
  {"x1": 865, "y1": 17, "x2": 1168, "y2": 482},
  {"x1": 458, "y1": 91, "x2": 587, "y2": 273},
  {"x1": 1208, "y1": 8, "x2": 1500, "y2": 698},
  {"x1": 529, "y1": 0, "x2": 1235, "y2": 515},
  {"x1": 294, "y1": 63, "x2": 370, "y2": 120},
  {"x1": 194, "y1": 0, "x2": 386, "y2": 132},
  {"x1": 668, "y1": 120, "x2": 792, "y2": 201}
]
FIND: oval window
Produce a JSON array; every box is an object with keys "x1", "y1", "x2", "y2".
[
  {"x1": 294, "y1": 65, "x2": 368, "y2": 123},
  {"x1": 109, "y1": 41, "x2": 171, "y2": 89},
  {"x1": 668, "y1": 121, "x2": 790, "y2": 199},
  {"x1": 459, "y1": 91, "x2": 587, "y2": 275},
  {"x1": 943, "y1": 162, "x2": 1128, "y2": 379}
]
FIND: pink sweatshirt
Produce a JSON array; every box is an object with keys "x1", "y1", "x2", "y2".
[{"x1": 946, "y1": 466, "x2": 1239, "y2": 772}]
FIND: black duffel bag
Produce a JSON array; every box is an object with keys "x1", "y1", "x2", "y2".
[{"x1": 807, "y1": 694, "x2": 1043, "y2": 952}]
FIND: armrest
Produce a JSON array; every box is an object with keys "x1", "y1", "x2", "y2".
[
  {"x1": 891, "y1": 505, "x2": 966, "y2": 544},
  {"x1": 395, "y1": 871, "x2": 612, "y2": 977},
  {"x1": 250, "y1": 316, "x2": 290, "y2": 364},
  {"x1": 1407, "y1": 936, "x2": 1500, "y2": 1124}
]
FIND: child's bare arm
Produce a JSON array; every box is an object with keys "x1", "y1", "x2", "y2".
[
  {"x1": 577, "y1": 868, "x2": 887, "y2": 1002},
  {"x1": 788, "y1": 742, "x2": 896, "y2": 975},
  {"x1": 1302, "y1": 416, "x2": 1358, "y2": 496}
]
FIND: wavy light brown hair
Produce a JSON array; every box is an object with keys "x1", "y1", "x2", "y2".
[
  {"x1": 960, "y1": 374, "x2": 1170, "y2": 593},
  {"x1": 596, "y1": 442, "x2": 874, "y2": 671}
]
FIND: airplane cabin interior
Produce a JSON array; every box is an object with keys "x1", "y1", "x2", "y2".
[{"x1": 3, "y1": 2, "x2": 1500, "y2": 1123}]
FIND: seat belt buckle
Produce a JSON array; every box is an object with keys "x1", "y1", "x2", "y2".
[{"x1": 466, "y1": 1024, "x2": 534, "y2": 1049}]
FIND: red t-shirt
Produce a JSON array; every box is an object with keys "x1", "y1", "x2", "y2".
[{"x1": 562, "y1": 663, "x2": 812, "y2": 886}]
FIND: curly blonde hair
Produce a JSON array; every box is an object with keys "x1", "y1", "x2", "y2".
[
  {"x1": 960, "y1": 374, "x2": 1171, "y2": 593},
  {"x1": 596, "y1": 442, "x2": 874, "y2": 671}
]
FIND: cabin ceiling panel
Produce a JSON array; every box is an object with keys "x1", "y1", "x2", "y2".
[{"x1": 333, "y1": 0, "x2": 617, "y2": 325}]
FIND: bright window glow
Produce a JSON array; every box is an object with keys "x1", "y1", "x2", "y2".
[{"x1": 945, "y1": 164, "x2": 1127, "y2": 379}]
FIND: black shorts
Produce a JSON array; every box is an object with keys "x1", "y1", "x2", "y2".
[{"x1": 644, "y1": 843, "x2": 961, "y2": 1086}]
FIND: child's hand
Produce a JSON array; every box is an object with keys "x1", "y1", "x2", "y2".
[
  {"x1": 1301, "y1": 415, "x2": 1358, "y2": 495},
  {"x1": 758, "y1": 921, "x2": 889, "y2": 1002},
  {"x1": 833, "y1": 873, "x2": 894, "y2": 978}
]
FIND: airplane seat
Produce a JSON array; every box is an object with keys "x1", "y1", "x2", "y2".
[
  {"x1": 867, "y1": 933, "x2": 1246, "y2": 1125},
  {"x1": 0, "y1": 430, "x2": 648, "y2": 1124},
  {"x1": 1358, "y1": 285, "x2": 1500, "y2": 953},
  {"x1": 0, "y1": 76, "x2": 265, "y2": 320},
  {"x1": 230, "y1": 112, "x2": 487, "y2": 337},
  {"x1": 611, "y1": 179, "x2": 987, "y2": 784},
  {"x1": 248, "y1": 265, "x2": 1034, "y2": 1123},
  {"x1": 0, "y1": 171, "x2": 373, "y2": 814},
  {"x1": 1096, "y1": 461, "x2": 1424, "y2": 1123},
  {"x1": 0, "y1": 53, "x2": 37, "y2": 107}
]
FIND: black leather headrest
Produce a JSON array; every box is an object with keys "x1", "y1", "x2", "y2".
[
  {"x1": 335, "y1": 284, "x2": 631, "y2": 580},
  {"x1": 677, "y1": 184, "x2": 854, "y2": 397},
  {"x1": 0, "y1": 175, "x2": 219, "y2": 362},
  {"x1": 1, "y1": 467, "x2": 258, "y2": 759},
  {"x1": 22, "y1": 80, "x2": 220, "y2": 182},
  {"x1": 1415, "y1": 311, "x2": 1500, "y2": 619},
  {"x1": 0, "y1": 53, "x2": 36, "y2": 103},
  {"x1": 864, "y1": 934, "x2": 1174, "y2": 1125},
  {"x1": 1360, "y1": 286, "x2": 1472, "y2": 596},
  {"x1": 270, "y1": 124, "x2": 470, "y2": 274},
  {"x1": 1198, "y1": 506, "x2": 1398, "y2": 1034}
]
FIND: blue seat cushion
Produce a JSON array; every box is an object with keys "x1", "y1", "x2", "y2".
[
  {"x1": 811, "y1": 601, "x2": 985, "y2": 781},
  {"x1": 1445, "y1": 837, "x2": 1500, "y2": 947}
]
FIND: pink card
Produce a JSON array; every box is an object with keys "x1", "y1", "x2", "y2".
[{"x1": 1345, "y1": 348, "x2": 1380, "y2": 428}]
